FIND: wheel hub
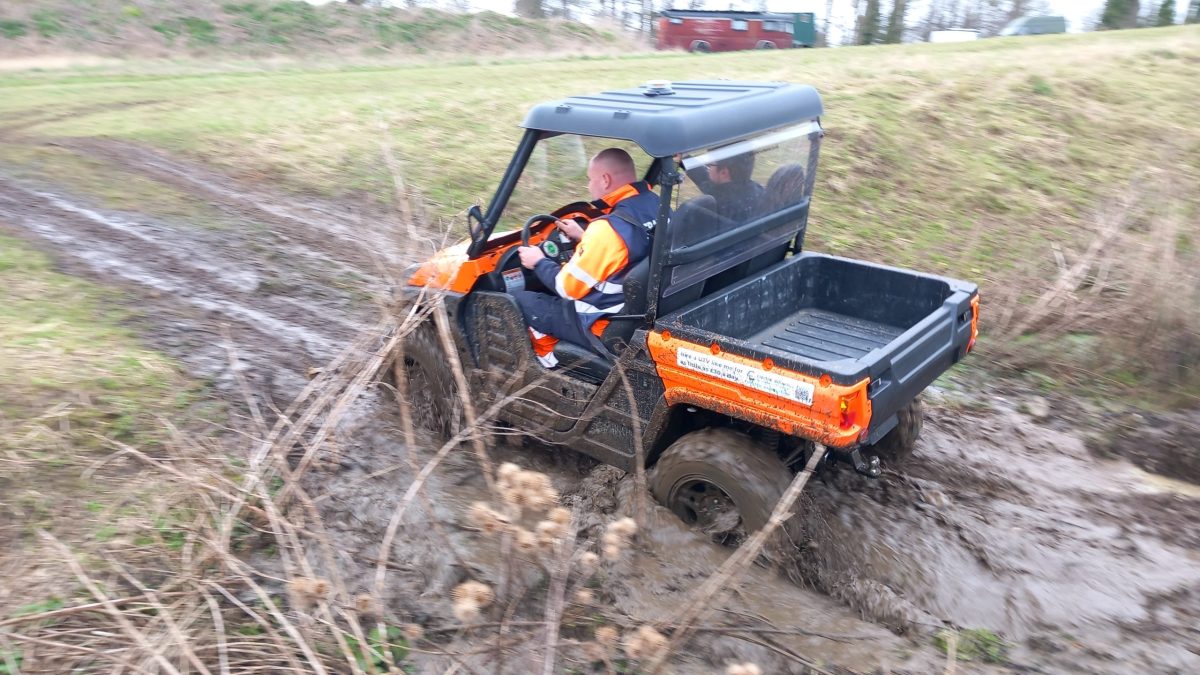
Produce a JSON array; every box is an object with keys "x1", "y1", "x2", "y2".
[{"x1": 672, "y1": 479, "x2": 741, "y2": 537}]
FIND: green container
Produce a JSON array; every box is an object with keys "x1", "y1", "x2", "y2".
[{"x1": 792, "y1": 12, "x2": 815, "y2": 47}]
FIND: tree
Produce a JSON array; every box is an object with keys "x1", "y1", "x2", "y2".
[
  {"x1": 1189, "y1": 0, "x2": 1200, "y2": 22},
  {"x1": 1156, "y1": 0, "x2": 1176, "y2": 24},
  {"x1": 1101, "y1": 0, "x2": 1141, "y2": 28},
  {"x1": 885, "y1": 0, "x2": 907, "y2": 42},
  {"x1": 515, "y1": 0, "x2": 545, "y2": 19},
  {"x1": 860, "y1": 0, "x2": 882, "y2": 43}
]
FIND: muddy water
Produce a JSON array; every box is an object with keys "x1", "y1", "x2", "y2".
[{"x1": 2, "y1": 141, "x2": 1198, "y2": 672}]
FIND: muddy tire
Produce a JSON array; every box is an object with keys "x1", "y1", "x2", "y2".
[
  {"x1": 393, "y1": 324, "x2": 461, "y2": 441},
  {"x1": 649, "y1": 428, "x2": 795, "y2": 548},
  {"x1": 869, "y1": 398, "x2": 923, "y2": 467}
]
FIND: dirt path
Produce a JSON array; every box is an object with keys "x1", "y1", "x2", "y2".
[{"x1": 1, "y1": 141, "x2": 1196, "y2": 673}]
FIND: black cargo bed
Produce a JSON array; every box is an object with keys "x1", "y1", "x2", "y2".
[{"x1": 750, "y1": 309, "x2": 904, "y2": 362}]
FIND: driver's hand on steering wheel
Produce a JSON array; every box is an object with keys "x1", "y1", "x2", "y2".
[
  {"x1": 518, "y1": 245, "x2": 545, "y2": 269},
  {"x1": 555, "y1": 218, "x2": 585, "y2": 243}
]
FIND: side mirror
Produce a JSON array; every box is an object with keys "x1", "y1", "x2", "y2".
[{"x1": 467, "y1": 205, "x2": 485, "y2": 242}]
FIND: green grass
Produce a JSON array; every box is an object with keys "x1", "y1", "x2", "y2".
[
  {"x1": 0, "y1": 233, "x2": 204, "y2": 583},
  {"x1": 0, "y1": 25, "x2": 1197, "y2": 402}
]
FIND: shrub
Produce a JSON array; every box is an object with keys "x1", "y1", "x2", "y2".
[
  {"x1": 0, "y1": 19, "x2": 26, "y2": 39},
  {"x1": 31, "y1": 10, "x2": 65, "y2": 38}
]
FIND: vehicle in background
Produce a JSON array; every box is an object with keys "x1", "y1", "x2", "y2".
[
  {"x1": 658, "y1": 10, "x2": 797, "y2": 52},
  {"x1": 929, "y1": 29, "x2": 980, "y2": 43},
  {"x1": 793, "y1": 12, "x2": 816, "y2": 47},
  {"x1": 999, "y1": 15, "x2": 1067, "y2": 36}
]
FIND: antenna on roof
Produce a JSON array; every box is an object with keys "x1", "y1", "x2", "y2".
[{"x1": 642, "y1": 80, "x2": 675, "y2": 97}]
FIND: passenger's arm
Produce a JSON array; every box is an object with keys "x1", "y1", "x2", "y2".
[{"x1": 686, "y1": 166, "x2": 715, "y2": 195}]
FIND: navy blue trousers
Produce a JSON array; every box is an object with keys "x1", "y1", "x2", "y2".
[{"x1": 511, "y1": 290, "x2": 593, "y2": 350}]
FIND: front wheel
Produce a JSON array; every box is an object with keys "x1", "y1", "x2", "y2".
[
  {"x1": 392, "y1": 323, "x2": 462, "y2": 441},
  {"x1": 868, "y1": 398, "x2": 923, "y2": 468},
  {"x1": 649, "y1": 428, "x2": 794, "y2": 548}
]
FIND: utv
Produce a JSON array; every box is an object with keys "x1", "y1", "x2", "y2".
[{"x1": 402, "y1": 80, "x2": 979, "y2": 537}]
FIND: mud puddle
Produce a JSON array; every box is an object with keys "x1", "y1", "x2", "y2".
[{"x1": 2, "y1": 140, "x2": 1198, "y2": 672}]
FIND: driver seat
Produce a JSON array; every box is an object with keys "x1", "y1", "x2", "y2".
[{"x1": 553, "y1": 197, "x2": 717, "y2": 383}]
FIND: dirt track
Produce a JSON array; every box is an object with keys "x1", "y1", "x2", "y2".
[{"x1": 1, "y1": 141, "x2": 1197, "y2": 673}]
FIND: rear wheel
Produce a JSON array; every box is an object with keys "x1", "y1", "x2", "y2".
[
  {"x1": 869, "y1": 398, "x2": 923, "y2": 467},
  {"x1": 393, "y1": 324, "x2": 461, "y2": 441},
  {"x1": 649, "y1": 428, "x2": 795, "y2": 549}
]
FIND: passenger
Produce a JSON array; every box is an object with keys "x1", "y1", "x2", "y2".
[
  {"x1": 513, "y1": 148, "x2": 660, "y2": 368},
  {"x1": 685, "y1": 152, "x2": 764, "y2": 223},
  {"x1": 764, "y1": 163, "x2": 807, "y2": 211}
]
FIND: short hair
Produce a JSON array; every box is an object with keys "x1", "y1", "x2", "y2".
[
  {"x1": 592, "y1": 148, "x2": 637, "y2": 181},
  {"x1": 716, "y1": 152, "x2": 756, "y2": 183},
  {"x1": 765, "y1": 163, "x2": 807, "y2": 209}
]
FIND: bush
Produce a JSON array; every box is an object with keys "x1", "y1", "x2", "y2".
[
  {"x1": 181, "y1": 17, "x2": 218, "y2": 46},
  {"x1": 31, "y1": 10, "x2": 64, "y2": 38},
  {"x1": 0, "y1": 19, "x2": 26, "y2": 39}
]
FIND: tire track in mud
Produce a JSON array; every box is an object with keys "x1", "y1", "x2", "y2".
[{"x1": 0, "y1": 180, "x2": 359, "y2": 356}]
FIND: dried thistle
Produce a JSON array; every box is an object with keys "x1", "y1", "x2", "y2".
[
  {"x1": 468, "y1": 501, "x2": 509, "y2": 535},
  {"x1": 548, "y1": 506, "x2": 571, "y2": 525},
  {"x1": 401, "y1": 623, "x2": 424, "y2": 643},
  {"x1": 581, "y1": 641, "x2": 606, "y2": 662},
  {"x1": 513, "y1": 527, "x2": 537, "y2": 554},
  {"x1": 287, "y1": 576, "x2": 330, "y2": 611},
  {"x1": 452, "y1": 599, "x2": 480, "y2": 623},
  {"x1": 624, "y1": 624, "x2": 668, "y2": 661},
  {"x1": 608, "y1": 516, "x2": 638, "y2": 538},
  {"x1": 452, "y1": 580, "x2": 494, "y2": 608},
  {"x1": 727, "y1": 664, "x2": 762, "y2": 675},
  {"x1": 536, "y1": 519, "x2": 566, "y2": 545},
  {"x1": 577, "y1": 551, "x2": 599, "y2": 573},
  {"x1": 602, "y1": 542, "x2": 622, "y2": 561},
  {"x1": 594, "y1": 625, "x2": 618, "y2": 647},
  {"x1": 354, "y1": 593, "x2": 376, "y2": 615},
  {"x1": 497, "y1": 462, "x2": 521, "y2": 484},
  {"x1": 573, "y1": 588, "x2": 594, "y2": 605}
]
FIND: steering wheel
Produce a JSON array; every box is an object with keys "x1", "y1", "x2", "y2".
[
  {"x1": 522, "y1": 213, "x2": 576, "y2": 263},
  {"x1": 521, "y1": 214, "x2": 558, "y2": 246}
]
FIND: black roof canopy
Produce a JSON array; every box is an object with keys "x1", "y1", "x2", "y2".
[{"x1": 520, "y1": 80, "x2": 823, "y2": 157}]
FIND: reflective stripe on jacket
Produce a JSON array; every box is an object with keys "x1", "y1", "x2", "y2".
[{"x1": 533, "y1": 181, "x2": 660, "y2": 329}]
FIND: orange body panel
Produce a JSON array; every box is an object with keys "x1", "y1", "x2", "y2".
[
  {"x1": 647, "y1": 331, "x2": 872, "y2": 448},
  {"x1": 967, "y1": 294, "x2": 980, "y2": 352},
  {"x1": 408, "y1": 227, "x2": 552, "y2": 293}
]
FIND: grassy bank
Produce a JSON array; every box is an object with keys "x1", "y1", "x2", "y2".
[
  {"x1": 0, "y1": 1, "x2": 629, "y2": 58},
  {"x1": 1, "y1": 25, "x2": 1198, "y2": 403}
]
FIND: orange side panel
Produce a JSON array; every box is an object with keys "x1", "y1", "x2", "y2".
[
  {"x1": 407, "y1": 227, "x2": 552, "y2": 293},
  {"x1": 647, "y1": 331, "x2": 872, "y2": 448},
  {"x1": 967, "y1": 294, "x2": 981, "y2": 353}
]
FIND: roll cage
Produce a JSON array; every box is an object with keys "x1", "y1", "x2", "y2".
[{"x1": 466, "y1": 80, "x2": 824, "y2": 325}]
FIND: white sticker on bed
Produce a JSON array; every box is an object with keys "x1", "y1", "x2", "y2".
[{"x1": 675, "y1": 348, "x2": 815, "y2": 406}]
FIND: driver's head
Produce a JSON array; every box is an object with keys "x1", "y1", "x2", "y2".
[{"x1": 586, "y1": 148, "x2": 637, "y2": 200}]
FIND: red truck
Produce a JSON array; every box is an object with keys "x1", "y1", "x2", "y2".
[{"x1": 657, "y1": 10, "x2": 796, "y2": 53}]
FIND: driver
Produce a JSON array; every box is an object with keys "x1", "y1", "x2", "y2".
[{"x1": 513, "y1": 148, "x2": 660, "y2": 368}]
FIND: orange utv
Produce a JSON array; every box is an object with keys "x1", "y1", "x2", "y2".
[{"x1": 402, "y1": 81, "x2": 980, "y2": 538}]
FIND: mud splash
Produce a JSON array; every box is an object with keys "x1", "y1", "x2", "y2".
[{"x1": 3, "y1": 140, "x2": 1198, "y2": 672}]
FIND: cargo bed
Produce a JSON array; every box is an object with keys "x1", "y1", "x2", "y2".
[
  {"x1": 656, "y1": 252, "x2": 978, "y2": 441},
  {"x1": 750, "y1": 309, "x2": 904, "y2": 362}
]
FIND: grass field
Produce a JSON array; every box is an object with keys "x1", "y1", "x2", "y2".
[
  {"x1": 1, "y1": 25, "x2": 1198, "y2": 403},
  {"x1": 0, "y1": 234, "x2": 202, "y2": 602}
]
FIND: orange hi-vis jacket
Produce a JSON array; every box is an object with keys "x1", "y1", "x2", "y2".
[{"x1": 531, "y1": 181, "x2": 660, "y2": 331}]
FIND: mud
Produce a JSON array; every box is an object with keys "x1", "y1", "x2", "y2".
[
  {"x1": 2, "y1": 139, "x2": 1198, "y2": 673},
  {"x1": 1088, "y1": 409, "x2": 1200, "y2": 486}
]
